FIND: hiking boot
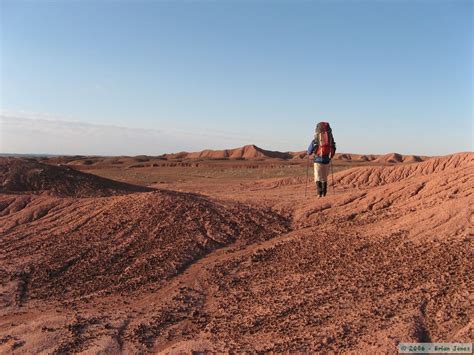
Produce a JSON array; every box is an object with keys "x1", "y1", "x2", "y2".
[
  {"x1": 316, "y1": 181, "x2": 323, "y2": 197},
  {"x1": 322, "y1": 181, "x2": 327, "y2": 196}
]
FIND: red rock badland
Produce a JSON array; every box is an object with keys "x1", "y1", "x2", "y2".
[
  {"x1": 0, "y1": 149, "x2": 472, "y2": 352},
  {"x1": 161, "y1": 144, "x2": 427, "y2": 163}
]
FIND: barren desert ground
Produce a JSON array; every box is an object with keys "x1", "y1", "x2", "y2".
[{"x1": 0, "y1": 146, "x2": 472, "y2": 353}]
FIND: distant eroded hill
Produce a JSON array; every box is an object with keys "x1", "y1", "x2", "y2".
[{"x1": 0, "y1": 157, "x2": 153, "y2": 197}]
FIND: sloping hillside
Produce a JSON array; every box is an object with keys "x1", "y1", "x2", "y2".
[
  {"x1": 333, "y1": 152, "x2": 472, "y2": 188},
  {"x1": 0, "y1": 189, "x2": 289, "y2": 301},
  {"x1": 0, "y1": 158, "x2": 153, "y2": 197}
]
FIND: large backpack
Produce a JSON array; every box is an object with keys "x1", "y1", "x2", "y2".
[{"x1": 314, "y1": 122, "x2": 335, "y2": 158}]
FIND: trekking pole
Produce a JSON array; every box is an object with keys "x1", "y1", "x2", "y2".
[
  {"x1": 304, "y1": 154, "x2": 310, "y2": 198},
  {"x1": 330, "y1": 160, "x2": 335, "y2": 195}
]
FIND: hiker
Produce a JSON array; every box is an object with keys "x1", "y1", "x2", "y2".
[{"x1": 307, "y1": 122, "x2": 336, "y2": 197}]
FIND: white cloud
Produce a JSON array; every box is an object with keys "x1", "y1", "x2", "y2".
[{"x1": 0, "y1": 113, "x2": 282, "y2": 155}]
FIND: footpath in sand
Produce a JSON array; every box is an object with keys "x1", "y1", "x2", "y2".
[{"x1": 0, "y1": 153, "x2": 472, "y2": 353}]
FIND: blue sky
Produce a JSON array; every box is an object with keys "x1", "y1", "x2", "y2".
[{"x1": 1, "y1": 0, "x2": 472, "y2": 155}]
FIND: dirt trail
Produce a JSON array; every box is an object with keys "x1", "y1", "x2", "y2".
[{"x1": 128, "y1": 228, "x2": 305, "y2": 352}]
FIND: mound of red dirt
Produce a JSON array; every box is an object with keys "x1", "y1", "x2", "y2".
[
  {"x1": 336, "y1": 153, "x2": 353, "y2": 161},
  {"x1": 187, "y1": 149, "x2": 230, "y2": 159},
  {"x1": 44, "y1": 155, "x2": 159, "y2": 167},
  {"x1": 290, "y1": 151, "x2": 307, "y2": 159},
  {"x1": 0, "y1": 158, "x2": 152, "y2": 197},
  {"x1": 403, "y1": 155, "x2": 423, "y2": 163},
  {"x1": 163, "y1": 145, "x2": 292, "y2": 160},
  {"x1": 331, "y1": 153, "x2": 374, "y2": 161},
  {"x1": 374, "y1": 152, "x2": 404, "y2": 163},
  {"x1": 291, "y1": 152, "x2": 473, "y2": 242},
  {"x1": 0, "y1": 190, "x2": 289, "y2": 301},
  {"x1": 333, "y1": 152, "x2": 472, "y2": 188},
  {"x1": 235, "y1": 145, "x2": 292, "y2": 159}
]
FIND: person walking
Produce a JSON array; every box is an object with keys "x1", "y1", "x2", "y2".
[{"x1": 307, "y1": 122, "x2": 336, "y2": 197}]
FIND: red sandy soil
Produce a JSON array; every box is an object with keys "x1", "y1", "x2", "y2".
[{"x1": 0, "y1": 151, "x2": 472, "y2": 353}]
